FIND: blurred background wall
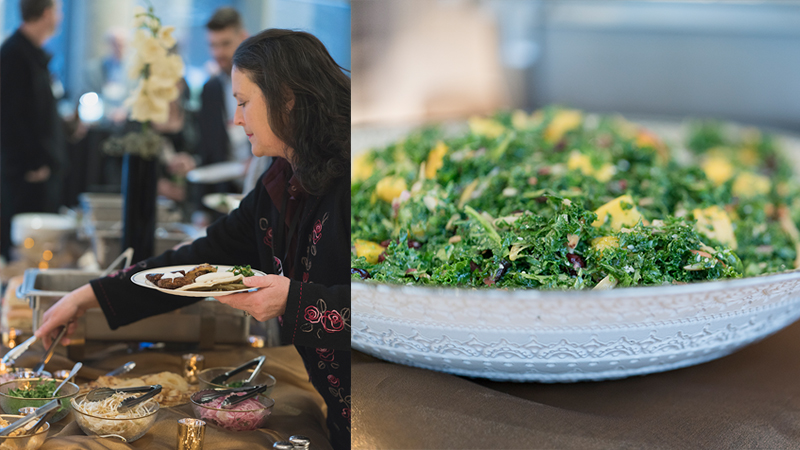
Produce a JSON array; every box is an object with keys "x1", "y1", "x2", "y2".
[
  {"x1": 353, "y1": 0, "x2": 800, "y2": 132},
  {"x1": 0, "y1": 0, "x2": 351, "y2": 109}
]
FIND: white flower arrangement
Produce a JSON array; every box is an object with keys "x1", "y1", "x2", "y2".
[
  {"x1": 104, "y1": 5, "x2": 184, "y2": 159},
  {"x1": 125, "y1": 5, "x2": 184, "y2": 125}
]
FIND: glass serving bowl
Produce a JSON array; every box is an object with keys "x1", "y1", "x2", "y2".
[
  {"x1": 0, "y1": 378, "x2": 79, "y2": 422},
  {"x1": 0, "y1": 414, "x2": 50, "y2": 450},
  {"x1": 70, "y1": 394, "x2": 159, "y2": 443},
  {"x1": 196, "y1": 367, "x2": 276, "y2": 395},
  {"x1": 189, "y1": 389, "x2": 274, "y2": 432},
  {"x1": 0, "y1": 370, "x2": 53, "y2": 386}
]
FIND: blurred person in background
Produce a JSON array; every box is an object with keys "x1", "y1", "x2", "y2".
[
  {"x1": 83, "y1": 27, "x2": 129, "y2": 123},
  {"x1": 0, "y1": 0, "x2": 66, "y2": 261},
  {"x1": 197, "y1": 7, "x2": 271, "y2": 197}
]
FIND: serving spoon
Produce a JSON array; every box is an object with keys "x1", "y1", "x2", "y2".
[{"x1": 52, "y1": 362, "x2": 81, "y2": 397}]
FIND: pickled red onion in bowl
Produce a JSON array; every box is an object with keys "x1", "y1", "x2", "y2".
[{"x1": 189, "y1": 390, "x2": 274, "y2": 432}]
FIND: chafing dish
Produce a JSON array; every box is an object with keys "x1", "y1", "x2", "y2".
[{"x1": 17, "y1": 269, "x2": 250, "y2": 360}]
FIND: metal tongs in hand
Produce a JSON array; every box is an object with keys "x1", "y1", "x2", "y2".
[
  {"x1": 0, "y1": 399, "x2": 59, "y2": 437},
  {"x1": 209, "y1": 356, "x2": 266, "y2": 386},
  {"x1": 33, "y1": 324, "x2": 70, "y2": 376},
  {"x1": 195, "y1": 384, "x2": 268, "y2": 408},
  {"x1": 86, "y1": 385, "x2": 162, "y2": 413}
]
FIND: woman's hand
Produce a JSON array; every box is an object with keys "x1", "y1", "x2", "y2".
[
  {"x1": 34, "y1": 284, "x2": 99, "y2": 348},
  {"x1": 217, "y1": 275, "x2": 290, "y2": 322}
]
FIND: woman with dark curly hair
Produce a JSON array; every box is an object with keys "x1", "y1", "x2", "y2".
[{"x1": 36, "y1": 29, "x2": 351, "y2": 449}]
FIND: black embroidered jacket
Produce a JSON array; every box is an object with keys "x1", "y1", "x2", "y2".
[{"x1": 90, "y1": 158, "x2": 351, "y2": 449}]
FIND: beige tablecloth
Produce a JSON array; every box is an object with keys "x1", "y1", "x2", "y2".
[
  {"x1": 5, "y1": 344, "x2": 331, "y2": 450},
  {"x1": 353, "y1": 320, "x2": 800, "y2": 449}
]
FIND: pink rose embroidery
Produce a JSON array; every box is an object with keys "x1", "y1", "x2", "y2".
[
  {"x1": 322, "y1": 310, "x2": 345, "y2": 333},
  {"x1": 305, "y1": 306, "x2": 322, "y2": 323},
  {"x1": 312, "y1": 220, "x2": 323, "y2": 244},
  {"x1": 263, "y1": 228, "x2": 273, "y2": 247},
  {"x1": 327, "y1": 374, "x2": 340, "y2": 387},
  {"x1": 316, "y1": 348, "x2": 335, "y2": 362},
  {"x1": 303, "y1": 272, "x2": 309, "y2": 282},
  {"x1": 342, "y1": 408, "x2": 350, "y2": 420}
]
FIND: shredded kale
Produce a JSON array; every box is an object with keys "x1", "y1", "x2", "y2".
[{"x1": 352, "y1": 107, "x2": 799, "y2": 289}]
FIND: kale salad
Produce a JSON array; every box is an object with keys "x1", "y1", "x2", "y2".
[{"x1": 351, "y1": 107, "x2": 800, "y2": 289}]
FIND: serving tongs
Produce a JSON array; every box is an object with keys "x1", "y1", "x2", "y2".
[
  {"x1": 195, "y1": 384, "x2": 268, "y2": 408},
  {"x1": 0, "y1": 399, "x2": 58, "y2": 437},
  {"x1": 209, "y1": 356, "x2": 266, "y2": 386},
  {"x1": 86, "y1": 384, "x2": 162, "y2": 413},
  {"x1": 1, "y1": 335, "x2": 38, "y2": 366},
  {"x1": 32, "y1": 325, "x2": 70, "y2": 376}
]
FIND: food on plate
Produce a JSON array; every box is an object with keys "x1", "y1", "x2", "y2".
[
  {"x1": 71, "y1": 392, "x2": 158, "y2": 441},
  {"x1": 352, "y1": 107, "x2": 800, "y2": 289},
  {"x1": 87, "y1": 372, "x2": 193, "y2": 407},
  {"x1": 144, "y1": 264, "x2": 249, "y2": 291},
  {"x1": 145, "y1": 263, "x2": 215, "y2": 289},
  {"x1": 191, "y1": 392, "x2": 272, "y2": 432}
]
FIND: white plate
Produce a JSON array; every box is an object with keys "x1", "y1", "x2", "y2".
[
  {"x1": 131, "y1": 265, "x2": 267, "y2": 297},
  {"x1": 202, "y1": 193, "x2": 244, "y2": 214},
  {"x1": 187, "y1": 162, "x2": 246, "y2": 184}
]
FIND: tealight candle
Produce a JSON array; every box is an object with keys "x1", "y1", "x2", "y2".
[
  {"x1": 177, "y1": 418, "x2": 205, "y2": 450},
  {"x1": 182, "y1": 353, "x2": 205, "y2": 384}
]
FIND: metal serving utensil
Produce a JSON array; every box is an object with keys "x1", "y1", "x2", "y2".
[
  {"x1": 209, "y1": 356, "x2": 266, "y2": 386},
  {"x1": 0, "y1": 399, "x2": 59, "y2": 437},
  {"x1": 24, "y1": 408, "x2": 57, "y2": 436},
  {"x1": 86, "y1": 385, "x2": 162, "y2": 413},
  {"x1": 52, "y1": 362, "x2": 81, "y2": 397},
  {"x1": 32, "y1": 325, "x2": 69, "y2": 376},
  {"x1": 105, "y1": 361, "x2": 136, "y2": 377},
  {"x1": 1, "y1": 336, "x2": 37, "y2": 366},
  {"x1": 194, "y1": 384, "x2": 267, "y2": 407}
]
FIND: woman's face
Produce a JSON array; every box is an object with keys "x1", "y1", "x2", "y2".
[{"x1": 232, "y1": 67, "x2": 288, "y2": 159}]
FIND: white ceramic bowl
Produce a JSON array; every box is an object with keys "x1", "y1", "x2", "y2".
[{"x1": 352, "y1": 271, "x2": 800, "y2": 382}]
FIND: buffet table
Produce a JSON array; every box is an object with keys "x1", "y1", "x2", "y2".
[
  {"x1": 3, "y1": 344, "x2": 331, "y2": 449},
  {"x1": 352, "y1": 319, "x2": 800, "y2": 449}
]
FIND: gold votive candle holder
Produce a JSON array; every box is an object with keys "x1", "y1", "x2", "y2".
[
  {"x1": 182, "y1": 353, "x2": 205, "y2": 384},
  {"x1": 248, "y1": 335, "x2": 265, "y2": 348},
  {"x1": 177, "y1": 418, "x2": 205, "y2": 450}
]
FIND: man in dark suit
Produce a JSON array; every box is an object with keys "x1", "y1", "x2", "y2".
[
  {"x1": 0, "y1": 0, "x2": 65, "y2": 261},
  {"x1": 196, "y1": 8, "x2": 250, "y2": 195}
]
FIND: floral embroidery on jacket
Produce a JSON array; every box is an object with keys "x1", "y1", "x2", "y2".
[
  {"x1": 327, "y1": 374, "x2": 340, "y2": 387},
  {"x1": 312, "y1": 213, "x2": 327, "y2": 245},
  {"x1": 302, "y1": 298, "x2": 350, "y2": 338},
  {"x1": 259, "y1": 217, "x2": 273, "y2": 248}
]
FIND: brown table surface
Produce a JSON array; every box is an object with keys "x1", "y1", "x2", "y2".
[
  {"x1": 352, "y1": 319, "x2": 800, "y2": 449},
  {"x1": 3, "y1": 344, "x2": 331, "y2": 450}
]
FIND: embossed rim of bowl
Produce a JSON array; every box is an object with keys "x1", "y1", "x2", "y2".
[
  {"x1": 0, "y1": 378, "x2": 79, "y2": 401},
  {"x1": 70, "y1": 394, "x2": 160, "y2": 421},
  {"x1": 0, "y1": 414, "x2": 50, "y2": 439},
  {"x1": 196, "y1": 367, "x2": 277, "y2": 391},
  {"x1": 353, "y1": 269, "x2": 800, "y2": 302},
  {"x1": 190, "y1": 390, "x2": 275, "y2": 412}
]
